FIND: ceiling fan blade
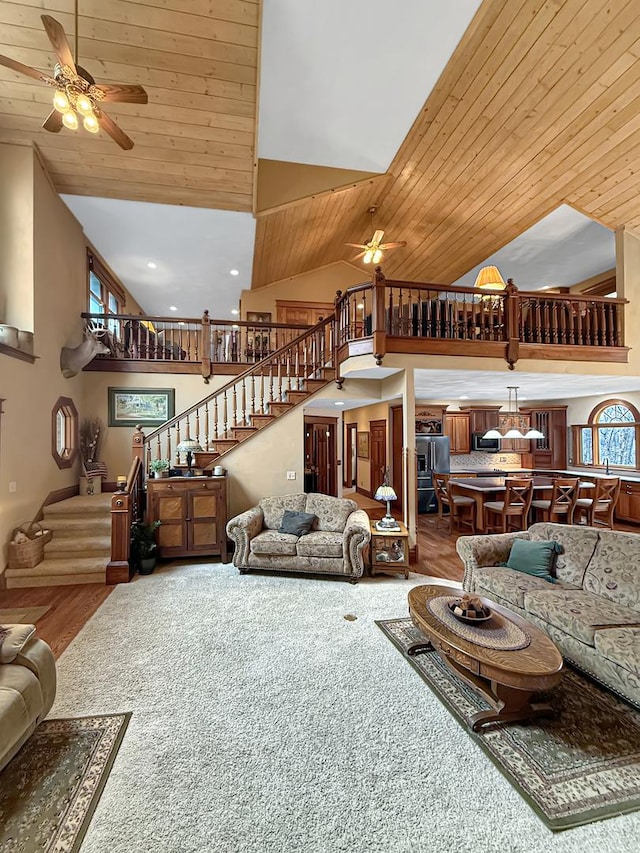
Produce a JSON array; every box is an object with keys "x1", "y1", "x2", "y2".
[
  {"x1": 41, "y1": 15, "x2": 76, "y2": 72},
  {"x1": 371, "y1": 230, "x2": 385, "y2": 244},
  {"x1": 96, "y1": 83, "x2": 148, "y2": 104},
  {"x1": 0, "y1": 53, "x2": 56, "y2": 85},
  {"x1": 380, "y1": 241, "x2": 407, "y2": 250},
  {"x1": 344, "y1": 242, "x2": 366, "y2": 249},
  {"x1": 350, "y1": 250, "x2": 367, "y2": 262},
  {"x1": 42, "y1": 109, "x2": 63, "y2": 133},
  {"x1": 97, "y1": 108, "x2": 134, "y2": 150}
]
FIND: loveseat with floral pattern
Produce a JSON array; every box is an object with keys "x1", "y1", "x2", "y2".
[
  {"x1": 226, "y1": 493, "x2": 370, "y2": 582},
  {"x1": 456, "y1": 522, "x2": 640, "y2": 709}
]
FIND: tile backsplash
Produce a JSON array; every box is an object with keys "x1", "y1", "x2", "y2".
[{"x1": 450, "y1": 451, "x2": 522, "y2": 470}]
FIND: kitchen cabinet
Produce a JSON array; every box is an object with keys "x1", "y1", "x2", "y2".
[
  {"x1": 498, "y1": 413, "x2": 532, "y2": 453},
  {"x1": 147, "y1": 475, "x2": 228, "y2": 560},
  {"x1": 522, "y1": 407, "x2": 567, "y2": 469},
  {"x1": 465, "y1": 407, "x2": 501, "y2": 435},
  {"x1": 444, "y1": 412, "x2": 470, "y2": 454},
  {"x1": 616, "y1": 481, "x2": 640, "y2": 524}
]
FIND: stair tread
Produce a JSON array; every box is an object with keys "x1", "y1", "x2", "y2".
[
  {"x1": 6, "y1": 557, "x2": 108, "y2": 577},
  {"x1": 43, "y1": 494, "x2": 112, "y2": 516}
]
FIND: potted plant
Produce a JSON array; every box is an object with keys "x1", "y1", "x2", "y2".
[
  {"x1": 149, "y1": 458, "x2": 170, "y2": 478},
  {"x1": 131, "y1": 520, "x2": 161, "y2": 575}
]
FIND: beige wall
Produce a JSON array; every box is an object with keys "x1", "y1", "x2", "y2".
[
  {"x1": 0, "y1": 144, "x2": 34, "y2": 330},
  {"x1": 1, "y1": 146, "x2": 87, "y2": 563},
  {"x1": 240, "y1": 262, "x2": 368, "y2": 319}
]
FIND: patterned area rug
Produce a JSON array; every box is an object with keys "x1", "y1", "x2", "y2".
[
  {"x1": 0, "y1": 606, "x2": 50, "y2": 624},
  {"x1": 378, "y1": 618, "x2": 640, "y2": 832},
  {"x1": 0, "y1": 713, "x2": 130, "y2": 853}
]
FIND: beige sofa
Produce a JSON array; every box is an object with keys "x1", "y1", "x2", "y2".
[
  {"x1": 226, "y1": 493, "x2": 370, "y2": 582},
  {"x1": 457, "y1": 523, "x2": 640, "y2": 709},
  {"x1": 1, "y1": 624, "x2": 57, "y2": 771}
]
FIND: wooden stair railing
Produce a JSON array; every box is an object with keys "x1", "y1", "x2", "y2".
[
  {"x1": 107, "y1": 454, "x2": 144, "y2": 584},
  {"x1": 139, "y1": 316, "x2": 336, "y2": 471}
]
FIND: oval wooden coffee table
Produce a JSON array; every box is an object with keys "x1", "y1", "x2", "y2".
[{"x1": 408, "y1": 584, "x2": 564, "y2": 731}]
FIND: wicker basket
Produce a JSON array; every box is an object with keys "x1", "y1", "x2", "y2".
[{"x1": 7, "y1": 521, "x2": 51, "y2": 569}]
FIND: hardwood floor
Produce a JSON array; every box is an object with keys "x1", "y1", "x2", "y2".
[{"x1": 0, "y1": 584, "x2": 113, "y2": 659}]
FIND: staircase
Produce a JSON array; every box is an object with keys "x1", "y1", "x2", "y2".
[
  {"x1": 144, "y1": 316, "x2": 337, "y2": 469},
  {"x1": 4, "y1": 494, "x2": 111, "y2": 588}
]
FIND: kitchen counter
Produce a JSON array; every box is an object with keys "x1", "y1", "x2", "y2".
[{"x1": 452, "y1": 467, "x2": 640, "y2": 483}]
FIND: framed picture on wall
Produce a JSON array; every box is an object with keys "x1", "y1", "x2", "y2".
[
  {"x1": 246, "y1": 311, "x2": 272, "y2": 324},
  {"x1": 108, "y1": 387, "x2": 175, "y2": 427},
  {"x1": 357, "y1": 431, "x2": 370, "y2": 459}
]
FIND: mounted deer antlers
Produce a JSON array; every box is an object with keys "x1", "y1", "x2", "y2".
[{"x1": 60, "y1": 322, "x2": 110, "y2": 378}]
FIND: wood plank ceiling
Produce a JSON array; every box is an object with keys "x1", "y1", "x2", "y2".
[
  {"x1": 2, "y1": 1, "x2": 640, "y2": 288},
  {"x1": 253, "y1": 0, "x2": 640, "y2": 287},
  {"x1": 0, "y1": 0, "x2": 258, "y2": 210}
]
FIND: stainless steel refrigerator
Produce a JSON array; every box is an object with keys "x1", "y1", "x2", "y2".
[{"x1": 416, "y1": 435, "x2": 450, "y2": 513}]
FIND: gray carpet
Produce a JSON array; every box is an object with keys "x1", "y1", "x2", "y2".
[{"x1": 51, "y1": 564, "x2": 640, "y2": 853}]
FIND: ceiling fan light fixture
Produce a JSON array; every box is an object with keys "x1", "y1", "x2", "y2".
[
  {"x1": 75, "y1": 92, "x2": 93, "y2": 117},
  {"x1": 83, "y1": 113, "x2": 99, "y2": 133},
  {"x1": 372, "y1": 248, "x2": 383, "y2": 264},
  {"x1": 53, "y1": 89, "x2": 69, "y2": 112},
  {"x1": 62, "y1": 109, "x2": 78, "y2": 130},
  {"x1": 363, "y1": 249, "x2": 374, "y2": 264}
]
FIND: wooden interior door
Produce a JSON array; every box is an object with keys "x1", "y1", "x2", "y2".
[
  {"x1": 304, "y1": 417, "x2": 337, "y2": 496},
  {"x1": 344, "y1": 422, "x2": 357, "y2": 487},
  {"x1": 276, "y1": 300, "x2": 334, "y2": 326},
  {"x1": 370, "y1": 419, "x2": 387, "y2": 495}
]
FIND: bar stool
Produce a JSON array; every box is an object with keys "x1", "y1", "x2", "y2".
[
  {"x1": 574, "y1": 477, "x2": 620, "y2": 528},
  {"x1": 484, "y1": 478, "x2": 534, "y2": 533},
  {"x1": 433, "y1": 473, "x2": 476, "y2": 533},
  {"x1": 531, "y1": 477, "x2": 579, "y2": 524}
]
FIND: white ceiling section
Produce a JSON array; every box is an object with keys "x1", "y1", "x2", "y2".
[
  {"x1": 413, "y1": 370, "x2": 640, "y2": 403},
  {"x1": 452, "y1": 206, "x2": 615, "y2": 291},
  {"x1": 258, "y1": 0, "x2": 484, "y2": 171},
  {"x1": 62, "y1": 196, "x2": 255, "y2": 319}
]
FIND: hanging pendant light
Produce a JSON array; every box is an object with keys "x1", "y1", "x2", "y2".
[{"x1": 482, "y1": 386, "x2": 545, "y2": 441}]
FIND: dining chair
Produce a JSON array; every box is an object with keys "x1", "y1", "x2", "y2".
[
  {"x1": 574, "y1": 477, "x2": 621, "y2": 528},
  {"x1": 531, "y1": 477, "x2": 580, "y2": 524},
  {"x1": 484, "y1": 478, "x2": 534, "y2": 533},
  {"x1": 433, "y1": 473, "x2": 476, "y2": 533}
]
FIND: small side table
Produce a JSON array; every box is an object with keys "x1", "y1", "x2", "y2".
[{"x1": 369, "y1": 521, "x2": 410, "y2": 579}]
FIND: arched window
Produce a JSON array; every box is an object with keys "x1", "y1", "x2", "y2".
[{"x1": 575, "y1": 399, "x2": 639, "y2": 469}]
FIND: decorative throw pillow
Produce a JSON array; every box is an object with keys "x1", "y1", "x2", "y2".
[
  {"x1": 0, "y1": 624, "x2": 36, "y2": 663},
  {"x1": 279, "y1": 510, "x2": 316, "y2": 537},
  {"x1": 501, "y1": 539, "x2": 562, "y2": 583}
]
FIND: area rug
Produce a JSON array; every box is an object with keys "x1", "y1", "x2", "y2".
[
  {"x1": 378, "y1": 617, "x2": 640, "y2": 832},
  {"x1": 0, "y1": 713, "x2": 131, "y2": 853},
  {"x1": 0, "y1": 605, "x2": 50, "y2": 623}
]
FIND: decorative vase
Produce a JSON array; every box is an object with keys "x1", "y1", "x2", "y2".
[{"x1": 139, "y1": 557, "x2": 156, "y2": 575}]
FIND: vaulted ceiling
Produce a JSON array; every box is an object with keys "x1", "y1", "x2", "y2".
[{"x1": 2, "y1": 0, "x2": 640, "y2": 291}]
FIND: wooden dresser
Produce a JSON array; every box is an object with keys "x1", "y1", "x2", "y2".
[{"x1": 146, "y1": 475, "x2": 228, "y2": 561}]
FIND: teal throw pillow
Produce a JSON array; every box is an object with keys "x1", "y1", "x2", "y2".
[
  {"x1": 501, "y1": 539, "x2": 562, "y2": 583},
  {"x1": 279, "y1": 510, "x2": 316, "y2": 537}
]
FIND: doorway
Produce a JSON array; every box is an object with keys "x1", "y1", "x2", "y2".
[
  {"x1": 304, "y1": 417, "x2": 337, "y2": 496},
  {"x1": 369, "y1": 419, "x2": 387, "y2": 495},
  {"x1": 344, "y1": 422, "x2": 357, "y2": 488}
]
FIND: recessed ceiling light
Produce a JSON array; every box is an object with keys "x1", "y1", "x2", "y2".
[
  {"x1": 357, "y1": 303, "x2": 364, "y2": 310},
  {"x1": 230, "y1": 269, "x2": 239, "y2": 276},
  {"x1": 232, "y1": 324, "x2": 239, "y2": 329},
  {"x1": 169, "y1": 306, "x2": 177, "y2": 311},
  {"x1": 459, "y1": 395, "x2": 469, "y2": 400},
  {"x1": 334, "y1": 401, "x2": 345, "y2": 406},
  {"x1": 147, "y1": 261, "x2": 157, "y2": 269},
  {"x1": 231, "y1": 309, "x2": 239, "y2": 315},
  {"x1": 178, "y1": 321, "x2": 185, "y2": 326}
]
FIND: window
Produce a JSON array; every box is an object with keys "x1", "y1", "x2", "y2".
[
  {"x1": 573, "y1": 399, "x2": 639, "y2": 469},
  {"x1": 51, "y1": 397, "x2": 78, "y2": 469},
  {"x1": 87, "y1": 250, "x2": 126, "y2": 335}
]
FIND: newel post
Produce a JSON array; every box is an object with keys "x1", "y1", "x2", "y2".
[
  {"x1": 372, "y1": 266, "x2": 387, "y2": 366},
  {"x1": 107, "y1": 490, "x2": 132, "y2": 585},
  {"x1": 132, "y1": 424, "x2": 146, "y2": 464},
  {"x1": 504, "y1": 278, "x2": 520, "y2": 370},
  {"x1": 201, "y1": 309, "x2": 211, "y2": 382}
]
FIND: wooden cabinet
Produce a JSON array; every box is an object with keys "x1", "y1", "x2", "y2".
[
  {"x1": 498, "y1": 413, "x2": 532, "y2": 453},
  {"x1": 465, "y1": 407, "x2": 501, "y2": 435},
  {"x1": 369, "y1": 521, "x2": 410, "y2": 579},
  {"x1": 616, "y1": 481, "x2": 640, "y2": 524},
  {"x1": 147, "y1": 476, "x2": 228, "y2": 560},
  {"x1": 444, "y1": 413, "x2": 470, "y2": 454},
  {"x1": 522, "y1": 407, "x2": 567, "y2": 469}
]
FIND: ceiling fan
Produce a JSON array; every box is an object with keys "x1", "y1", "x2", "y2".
[
  {"x1": 345, "y1": 207, "x2": 407, "y2": 264},
  {"x1": 0, "y1": 12, "x2": 147, "y2": 150}
]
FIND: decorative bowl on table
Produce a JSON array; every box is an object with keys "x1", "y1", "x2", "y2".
[{"x1": 448, "y1": 594, "x2": 492, "y2": 624}]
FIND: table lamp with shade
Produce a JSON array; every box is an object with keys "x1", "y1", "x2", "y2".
[
  {"x1": 374, "y1": 470, "x2": 400, "y2": 531},
  {"x1": 175, "y1": 438, "x2": 204, "y2": 477}
]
